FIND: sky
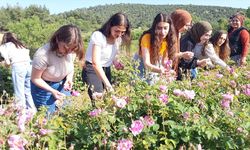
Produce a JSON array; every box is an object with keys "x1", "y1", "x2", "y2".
[{"x1": 0, "y1": 0, "x2": 249, "y2": 14}]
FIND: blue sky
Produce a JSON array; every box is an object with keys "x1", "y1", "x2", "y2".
[{"x1": 0, "y1": 0, "x2": 249, "y2": 14}]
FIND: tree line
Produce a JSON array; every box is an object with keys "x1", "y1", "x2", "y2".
[{"x1": 0, "y1": 4, "x2": 249, "y2": 55}]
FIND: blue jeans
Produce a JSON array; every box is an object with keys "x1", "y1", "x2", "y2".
[
  {"x1": 133, "y1": 53, "x2": 159, "y2": 85},
  {"x1": 12, "y1": 62, "x2": 36, "y2": 112},
  {"x1": 191, "y1": 68, "x2": 198, "y2": 80},
  {"x1": 31, "y1": 78, "x2": 71, "y2": 115}
]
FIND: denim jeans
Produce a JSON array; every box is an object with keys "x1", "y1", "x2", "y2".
[
  {"x1": 11, "y1": 62, "x2": 36, "y2": 112},
  {"x1": 31, "y1": 78, "x2": 71, "y2": 115},
  {"x1": 133, "y1": 53, "x2": 160, "y2": 85},
  {"x1": 191, "y1": 68, "x2": 198, "y2": 80}
]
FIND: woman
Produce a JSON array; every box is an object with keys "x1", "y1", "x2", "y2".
[
  {"x1": 228, "y1": 13, "x2": 249, "y2": 66},
  {"x1": 135, "y1": 13, "x2": 176, "y2": 85},
  {"x1": 190, "y1": 21, "x2": 229, "y2": 69},
  {"x1": 0, "y1": 32, "x2": 36, "y2": 112},
  {"x1": 82, "y1": 12, "x2": 131, "y2": 103},
  {"x1": 31, "y1": 24, "x2": 83, "y2": 114},
  {"x1": 210, "y1": 30, "x2": 231, "y2": 61},
  {"x1": 170, "y1": 9, "x2": 197, "y2": 79}
]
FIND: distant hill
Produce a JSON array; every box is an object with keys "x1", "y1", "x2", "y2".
[{"x1": 59, "y1": 3, "x2": 245, "y2": 28}]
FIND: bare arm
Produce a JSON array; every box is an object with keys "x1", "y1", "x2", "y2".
[
  {"x1": 31, "y1": 67, "x2": 65, "y2": 100},
  {"x1": 92, "y1": 44, "x2": 113, "y2": 90},
  {"x1": 141, "y1": 47, "x2": 165, "y2": 73}
]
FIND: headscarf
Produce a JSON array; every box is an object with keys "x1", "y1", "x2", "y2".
[
  {"x1": 170, "y1": 9, "x2": 192, "y2": 31},
  {"x1": 189, "y1": 21, "x2": 212, "y2": 43},
  {"x1": 232, "y1": 13, "x2": 245, "y2": 25}
]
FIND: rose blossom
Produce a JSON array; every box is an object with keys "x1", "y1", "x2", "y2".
[
  {"x1": 88, "y1": 109, "x2": 103, "y2": 117},
  {"x1": 129, "y1": 120, "x2": 144, "y2": 136},
  {"x1": 159, "y1": 94, "x2": 168, "y2": 104},
  {"x1": 8, "y1": 135, "x2": 28, "y2": 150},
  {"x1": 71, "y1": 90, "x2": 80, "y2": 96},
  {"x1": 182, "y1": 90, "x2": 195, "y2": 100},
  {"x1": 159, "y1": 85, "x2": 167, "y2": 92},
  {"x1": 112, "y1": 96, "x2": 127, "y2": 108},
  {"x1": 143, "y1": 115, "x2": 155, "y2": 127},
  {"x1": 117, "y1": 139, "x2": 133, "y2": 150},
  {"x1": 221, "y1": 99, "x2": 230, "y2": 109},
  {"x1": 173, "y1": 89, "x2": 182, "y2": 96}
]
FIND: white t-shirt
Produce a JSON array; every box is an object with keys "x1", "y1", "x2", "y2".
[
  {"x1": 32, "y1": 43, "x2": 75, "y2": 82},
  {"x1": 85, "y1": 31, "x2": 122, "y2": 67},
  {"x1": 0, "y1": 42, "x2": 31, "y2": 65}
]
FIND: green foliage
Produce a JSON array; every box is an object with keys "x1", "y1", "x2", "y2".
[
  {"x1": 0, "y1": 56, "x2": 250, "y2": 149},
  {"x1": 0, "y1": 3, "x2": 249, "y2": 53},
  {"x1": 6, "y1": 16, "x2": 61, "y2": 55},
  {"x1": 246, "y1": 7, "x2": 250, "y2": 18},
  {"x1": 0, "y1": 65, "x2": 13, "y2": 97}
]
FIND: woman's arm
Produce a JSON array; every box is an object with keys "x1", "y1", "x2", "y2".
[
  {"x1": 92, "y1": 44, "x2": 113, "y2": 90},
  {"x1": 31, "y1": 67, "x2": 65, "y2": 100},
  {"x1": 239, "y1": 30, "x2": 249, "y2": 65},
  {"x1": 141, "y1": 47, "x2": 165, "y2": 73},
  {"x1": 64, "y1": 70, "x2": 74, "y2": 91},
  {"x1": 206, "y1": 44, "x2": 228, "y2": 68}
]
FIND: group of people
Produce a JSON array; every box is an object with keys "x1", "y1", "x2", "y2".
[{"x1": 0, "y1": 9, "x2": 249, "y2": 114}]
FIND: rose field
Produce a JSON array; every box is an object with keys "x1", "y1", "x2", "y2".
[{"x1": 0, "y1": 56, "x2": 250, "y2": 150}]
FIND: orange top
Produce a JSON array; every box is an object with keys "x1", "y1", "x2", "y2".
[{"x1": 140, "y1": 33, "x2": 168, "y2": 56}]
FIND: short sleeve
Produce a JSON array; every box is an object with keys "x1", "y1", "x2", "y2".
[
  {"x1": 32, "y1": 54, "x2": 47, "y2": 70},
  {"x1": 91, "y1": 31, "x2": 106, "y2": 46},
  {"x1": 140, "y1": 34, "x2": 151, "y2": 49}
]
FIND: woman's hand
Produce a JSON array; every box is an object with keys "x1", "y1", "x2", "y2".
[
  {"x1": 197, "y1": 59, "x2": 208, "y2": 68},
  {"x1": 51, "y1": 90, "x2": 66, "y2": 100},
  {"x1": 105, "y1": 84, "x2": 114, "y2": 92},
  {"x1": 64, "y1": 79, "x2": 73, "y2": 91},
  {"x1": 240, "y1": 57, "x2": 247, "y2": 66},
  {"x1": 181, "y1": 52, "x2": 194, "y2": 60}
]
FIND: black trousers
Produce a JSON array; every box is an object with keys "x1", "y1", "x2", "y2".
[{"x1": 82, "y1": 61, "x2": 111, "y2": 101}]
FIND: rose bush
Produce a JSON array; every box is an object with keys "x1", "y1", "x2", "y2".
[{"x1": 0, "y1": 56, "x2": 249, "y2": 149}]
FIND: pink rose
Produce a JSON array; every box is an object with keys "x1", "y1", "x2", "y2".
[
  {"x1": 143, "y1": 115, "x2": 155, "y2": 127},
  {"x1": 71, "y1": 90, "x2": 80, "y2": 96},
  {"x1": 117, "y1": 139, "x2": 133, "y2": 150},
  {"x1": 159, "y1": 94, "x2": 169, "y2": 104},
  {"x1": 129, "y1": 120, "x2": 144, "y2": 136}
]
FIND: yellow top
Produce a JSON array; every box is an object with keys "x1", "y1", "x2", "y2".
[{"x1": 140, "y1": 33, "x2": 168, "y2": 56}]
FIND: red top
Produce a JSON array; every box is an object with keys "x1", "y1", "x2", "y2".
[{"x1": 239, "y1": 29, "x2": 249, "y2": 57}]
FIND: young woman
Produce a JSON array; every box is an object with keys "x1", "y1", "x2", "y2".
[
  {"x1": 210, "y1": 30, "x2": 231, "y2": 61},
  {"x1": 82, "y1": 12, "x2": 131, "y2": 103},
  {"x1": 31, "y1": 24, "x2": 84, "y2": 114},
  {"x1": 170, "y1": 9, "x2": 196, "y2": 78},
  {"x1": 0, "y1": 32, "x2": 36, "y2": 112},
  {"x1": 135, "y1": 13, "x2": 176, "y2": 85},
  {"x1": 228, "y1": 13, "x2": 249, "y2": 66},
  {"x1": 190, "y1": 21, "x2": 229, "y2": 68}
]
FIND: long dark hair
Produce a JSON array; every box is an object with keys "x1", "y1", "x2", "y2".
[
  {"x1": 210, "y1": 30, "x2": 231, "y2": 61},
  {"x1": 1, "y1": 32, "x2": 25, "y2": 49},
  {"x1": 99, "y1": 12, "x2": 131, "y2": 47},
  {"x1": 139, "y1": 13, "x2": 176, "y2": 64},
  {"x1": 49, "y1": 24, "x2": 84, "y2": 60}
]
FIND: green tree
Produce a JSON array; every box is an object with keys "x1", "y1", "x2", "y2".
[
  {"x1": 246, "y1": 7, "x2": 250, "y2": 18},
  {"x1": 6, "y1": 16, "x2": 60, "y2": 56},
  {"x1": 24, "y1": 5, "x2": 50, "y2": 21}
]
